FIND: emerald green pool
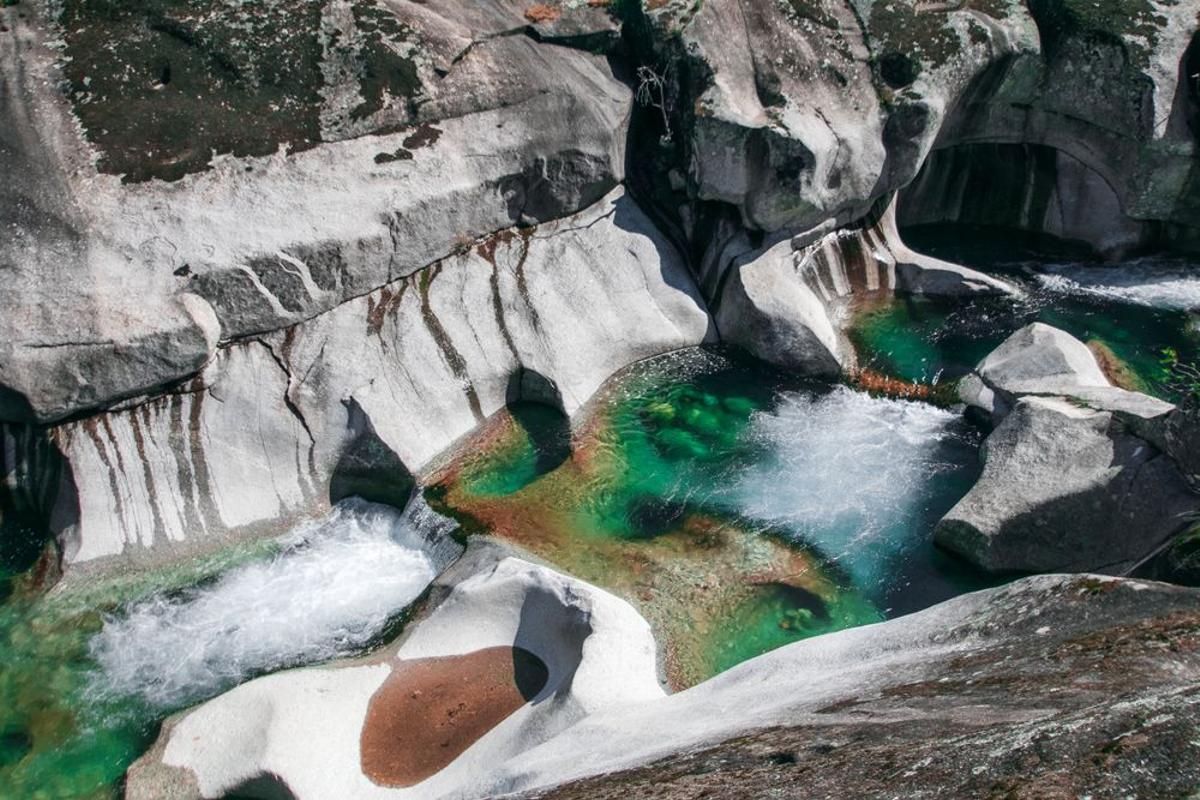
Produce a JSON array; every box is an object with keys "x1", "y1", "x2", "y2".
[
  {"x1": 0, "y1": 535, "x2": 277, "y2": 799},
  {"x1": 0, "y1": 501, "x2": 454, "y2": 799},
  {"x1": 429, "y1": 349, "x2": 990, "y2": 686},
  {"x1": 0, "y1": 345, "x2": 993, "y2": 796}
]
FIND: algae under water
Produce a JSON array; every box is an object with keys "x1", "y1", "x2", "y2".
[
  {"x1": 0, "y1": 345, "x2": 992, "y2": 795},
  {"x1": 429, "y1": 348, "x2": 989, "y2": 687}
]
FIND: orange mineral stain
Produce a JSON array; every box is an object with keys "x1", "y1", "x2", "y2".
[{"x1": 360, "y1": 647, "x2": 549, "y2": 787}]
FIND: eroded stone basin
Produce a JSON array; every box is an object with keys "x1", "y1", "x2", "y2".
[
  {"x1": 360, "y1": 646, "x2": 548, "y2": 788},
  {"x1": 850, "y1": 230, "x2": 1200, "y2": 399}
]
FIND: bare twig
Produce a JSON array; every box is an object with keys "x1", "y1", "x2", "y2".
[{"x1": 636, "y1": 64, "x2": 673, "y2": 144}]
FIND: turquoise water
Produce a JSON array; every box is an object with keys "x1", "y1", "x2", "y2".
[
  {"x1": 17, "y1": 221, "x2": 1190, "y2": 792},
  {"x1": 854, "y1": 227, "x2": 1200, "y2": 398},
  {"x1": 431, "y1": 349, "x2": 990, "y2": 684}
]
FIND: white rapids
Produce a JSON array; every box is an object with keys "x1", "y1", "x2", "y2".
[
  {"x1": 729, "y1": 386, "x2": 977, "y2": 591},
  {"x1": 1032, "y1": 257, "x2": 1200, "y2": 311},
  {"x1": 88, "y1": 495, "x2": 460, "y2": 710}
]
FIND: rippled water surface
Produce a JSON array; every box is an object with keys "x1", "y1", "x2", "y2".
[
  {"x1": 89, "y1": 498, "x2": 458, "y2": 710},
  {"x1": 5, "y1": 229, "x2": 1188, "y2": 797}
]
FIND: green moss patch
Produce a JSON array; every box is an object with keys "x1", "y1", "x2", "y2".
[{"x1": 58, "y1": 0, "x2": 423, "y2": 182}]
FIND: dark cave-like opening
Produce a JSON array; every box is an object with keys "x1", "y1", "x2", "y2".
[{"x1": 897, "y1": 141, "x2": 1148, "y2": 260}]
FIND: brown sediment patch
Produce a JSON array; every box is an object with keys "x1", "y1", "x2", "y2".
[
  {"x1": 360, "y1": 646, "x2": 549, "y2": 788},
  {"x1": 524, "y1": 3, "x2": 562, "y2": 23},
  {"x1": 423, "y1": 402, "x2": 852, "y2": 689},
  {"x1": 1087, "y1": 340, "x2": 1145, "y2": 392},
  {"x1": 849, "y1": 368, "x2": 932, "y2": 400}
]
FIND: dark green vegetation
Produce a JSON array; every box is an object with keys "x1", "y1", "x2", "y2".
[
  {"x1": 1029, "y1": 0, "x2": 1172, "y2": 68},
  {"x1": 868, "y1": 0, "x2": 1010, "y2": 75}
]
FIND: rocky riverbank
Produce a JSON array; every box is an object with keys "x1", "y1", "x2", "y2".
[{"x1": 2, "y1": 0, "x2": 1199, "y2": 797}]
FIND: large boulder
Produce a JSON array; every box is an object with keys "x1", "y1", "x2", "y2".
[
  {"x1": 902, "y1": 0, "x2": 1200, "y2": 255},
  {"x1": 936, "y1": 395, "x2": 1197, "y2": 574},
  {"x1": 717, "y1": 197, "x2": 1015, "y2": 374},
  {"x1": 1, "y1": 189, "x2": 713, "y2": 572},
  {"x1": 502, "y1": 575, "x2": 1200, "y2": 799},
  {"x1": 125, "y1": 553, "x2": 666, "y2": 800},
  {"x1": 957, "y1": 321, "x2": 1112, "y2": 419},
  {"x1": 715, "y1": 240, "x2": 848, "y2": 376},
  {"x1": 1164, "y1": 403, "x2": 1200, "y2": 490},
  {"x1": 637, "y1": 0, "x2": 1039, "y2": 234},
  {"x1": 0, "y1": 0, "x2": 630, "y2": 424},
  {"x1": 958, "y1": 322, "x2": 1178, "y2": 427},
  {"x1": 945, "y1": 324, "x2": 1199, "y2": 574}
]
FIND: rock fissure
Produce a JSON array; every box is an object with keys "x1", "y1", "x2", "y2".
[{"x1": 417, "y1": 265, "x2": 485, "y2": 422}]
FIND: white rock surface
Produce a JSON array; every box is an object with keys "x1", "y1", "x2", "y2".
[
  {"x1": 960, "y1": 322, "x2": 1176, "y2": 426},
  {"x1": 283, "y1": 187, "x2": 715, "y2": 472},
  {"x1": 2, "y1": 188, "x2": 712, "y2": 570},
  {"x1": 944, "y1": 324, "x2": 1197, "y2": 574},
  {"x1": 125, "y1": 556, "x2": 666, "y2": 800},
  {"x1": 937, "y1": 396, "x2": 1197, "y2": 573},
  {"x1": 0, "y1": 2, "x2": 630, "y2": 424},
  {"x1": 673, "y1": 0, "x2": 1039, "y2": 233},
  {"x1": 964, "y1": 322, "x2": 1110, "y2": 415},
  {"x1": 717, "y1": 197, "x2": 1016, "y2": 373},
  {"x1": 716, "y1": 240, "x2": 847, "y2": 376},
  {"x1": 477, "y1": 574, "x2": 1200, "y2": 797}
]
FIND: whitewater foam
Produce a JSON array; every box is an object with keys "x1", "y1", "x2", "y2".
[
  {"x1": 730, "y1": 387, "x2": 977, "y2": 591},
  {"x1": 1032, "y1": 258, "x2": 1200, "y2": 311},
  {"x1": 88, "y1": 496, "x2": 460, "y2": 711}
]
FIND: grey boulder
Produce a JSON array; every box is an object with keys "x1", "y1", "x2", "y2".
[{"x1": 936, "y1": 396, "x2": 1197, "y2": 574}]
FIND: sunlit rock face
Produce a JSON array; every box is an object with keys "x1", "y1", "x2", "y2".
[
  {"x1": 125, "y1": 554, "x2": 665, "y2": 800},
  {"x1": 635, "y1": 0, "x2": 1039, "y2": 234},
  {"x1": 516, "y1": 575, "x2": 1200, "y2": 800},
  {"x1": 0, "y1": 1, "x2": 1198, "y2": 794},
  {"x1": 715, "y1": 198, "x2": 1017, "y2": 374},
  {"x1": 940, "y1": 323, "x2": 1198, "y2": 574},
  {"x1": 0, "y1": 0, "x2": 630, "y2": 425},
  {"x1": 0, "y1": 188, "x2": 712, "y2": 570},
  {"x1": 3, "y1": 0, "x2": 1197, "y2": 572}
]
